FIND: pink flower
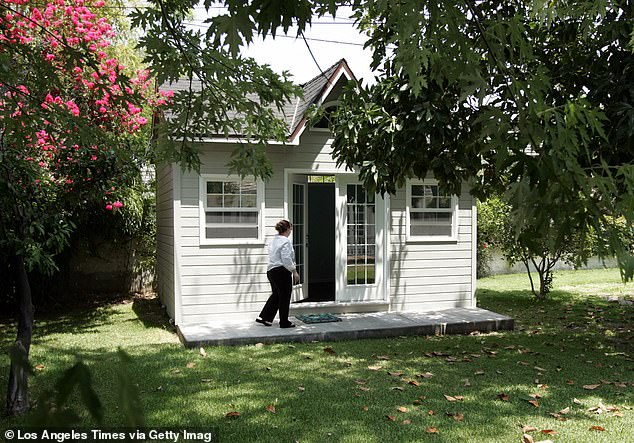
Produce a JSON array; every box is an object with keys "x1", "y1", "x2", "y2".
[
  {"x1": 105, "y1": 204, "x2": 113, "y2": 211},
  {"x1": 113, "y1": 201, "x2": 123, "y2": 208}
]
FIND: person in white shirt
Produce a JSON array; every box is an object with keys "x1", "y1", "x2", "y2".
[{"x1": 256, "y1": 220, "x2": 300, "y2": 328}]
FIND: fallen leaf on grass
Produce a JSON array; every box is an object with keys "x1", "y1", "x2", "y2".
[
  {"x1": 201, "y1": 379, "x2": 213, "y2": 383},
  {"x1": 254, "y1": 343, "x2": 264, "y2": 348},
  {"x1": 408, "y1": 380, "x2": 420, "y2": 387},
  {"x1": 298, "y1": 386, "x2": 305, "y2": 392},
  {"x1": 417, "y1": 372, "x2": 434, "y2": 379},
  {"x1": 590, "y1": 426, "x2": 606, "y2": 431},
  {"x1": 186, "y1": 362, "x2": 195, "y2": 369},
  {"x1": 446, "y1": 412, "x2": 464, "y2": 421},
  {"x1": 402, "y1": 419, "x2": 412, "y2": 425},
  {"x1": 225, "y1": 411, "x2": 240, "y2": 418},
  {"x1": 573, "y1": 398, "x2": 582, "y2": 405},
  {"x1": 534, "y1": 366, "x2": 547, "y2": 372},
  {"x1": 34, "y1": 364, "x2": 45, "y2": 371},
  {"x1": 361, "y1": 406, "x2": 368, "y2": 411},
  {"x1": 377, "y1": 355, "x2": 390, "y2": 360},
  {"x1": 386, "y1": 415, "x2": 397, "y2": 422},
  {"x1": 522, "y1": 434, "x2": 535, "y2": 443},
  {"x1": 444, "y1": 395, "x2": 464, "y2": 402},
  {"x1": 474, "y1": 370, "x2": 485, "y2": 376},
  {"x1": 426, "y1": 427, "x2": 439, "y2": 434},
  {"x1": 359, "y1": 386, "x2": 370, "y2": 392},
  {"x1": 559, "y1": 407, "x2": 570, "y2": 415},
  {"x1": 391, "y1": 387, "x2": 404, "y2": 391},
  {"x1": 199, "y1": 347, "x2": 207, "y2": 357},
  {"x1": 397, "y1": 406, "x2": 409, "y2": 413},
  {"x1": 266, "y1": 405, "x2": 276, "y2": 414},
  {"x1": 583, "y1": 384, "x2": 600, "y2": 390},
  {"x1": 368, "y1": 365, "x2": 382, "y2": 371},
  {"x1": 522, "y1": 425, "x2": 538, "y2": 433},
  {"x1": 388, "y1": 371, "x2": 403, "y2": 377},
  {"x1": 528, "y1": 400, "x2": 540, "y2": 408},
  {"x1": 413, "y1": 400, "x2": 422, "y2": 406},
  {"x1": 462, "y1": 378, "x2": 471, "y2": 387},
  {"x1": 541, "y1": 430, "x2": 556, "y2": 436},
  {"x1": 323, "y1": 347, "x2": 336, "y2": 355},
  {"x1": 497, "y1": 393, "x2": 510, "y2": 401},
  {"x1": 428, "y1": 410, "x2": 435, "y2": 415}
]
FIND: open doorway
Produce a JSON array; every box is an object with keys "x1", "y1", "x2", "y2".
[{"x1": 292, "y1": 175, "x2": 336, "y2": 303}]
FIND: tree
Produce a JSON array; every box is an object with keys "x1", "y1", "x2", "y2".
[
  {"x1": 0, "y1": 0, "x2": 159, "y2": 415},
  {"x1": 324, "y1": 1, "x2": 634, "y2": 282},
  {"x1": 479, "y1": 197, "x2": 596, "y2": 298},
  {"x1": 130, "y1": 0, "x2": 634, "y2": 283},
  {"x1": 130, "y1": 0, "x2": 304, "y2": 177}
]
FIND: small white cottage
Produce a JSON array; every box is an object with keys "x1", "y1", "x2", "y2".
[{"x1": 156, "y1": 59, "x2": 477, "y2": 327}]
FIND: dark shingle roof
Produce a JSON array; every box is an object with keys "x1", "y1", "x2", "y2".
[{"x1": 162, "y1": 58, "x2": 354, "y2": 140}]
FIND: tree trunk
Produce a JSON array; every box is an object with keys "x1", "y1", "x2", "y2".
[{"x1": 5, "y1": 254, "x2": 34, "y2": 416}]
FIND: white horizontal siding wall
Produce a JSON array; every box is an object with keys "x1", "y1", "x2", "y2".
[
  {"x1": 177, "y1": 131, "x2": 342, "y2": 325},
  {"x1": 156, "y1": 162, "x2": 176, "y2": 320},
  {"x1": 389, "y1": 186, "x2": 476, "y2": 312},
  {"x1": 172, "y1": 130, "x2": 477, "y2": 325}
]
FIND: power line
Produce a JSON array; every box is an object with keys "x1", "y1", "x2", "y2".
[{"x1": 300, "y1": 31, "x2": 330, "y2": 84}]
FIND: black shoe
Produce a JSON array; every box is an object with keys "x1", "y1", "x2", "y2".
[
  {"x1": 256, "y1": 318, "x2": 272, "y2": 327},
  {"x1": 280, "y1": 322, "x2": 295, "y2": 329}
]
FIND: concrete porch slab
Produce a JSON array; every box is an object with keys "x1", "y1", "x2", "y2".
[{"x1": 177, "y1": 307, "x2": 514, "y2": 347}]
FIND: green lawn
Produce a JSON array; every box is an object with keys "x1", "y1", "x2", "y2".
[{"x1": 1, "y1": 268, "x2": 633, "y2": 442}]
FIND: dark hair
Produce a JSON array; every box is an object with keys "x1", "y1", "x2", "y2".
[{"x1": 275, "y1": 219, "x2": 292, "y2": 234}]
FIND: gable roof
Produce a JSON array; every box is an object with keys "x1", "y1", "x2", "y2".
[
  {"x1": 163, "y1": 58, "x2": 356, "y2": 144},
  {"x1": 286, "y1": 58, "x2": 355, "y2": 143}
]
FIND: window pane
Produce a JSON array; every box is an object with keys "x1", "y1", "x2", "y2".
[
  {"x1": 206, "y1": 213, "x2": 223, "y2": 223},
  {"x1": 347, "y1": 185, "x2": 356, "y2": 203},
  {"x1": 411, "y1": 185, "x2": 425, "y2": 196},
  {"x1": 241, "y1": 195, "x2": 257, "y2": 208},
  {"x1": 223, "y1": 195, "x2": 240, "y2": 207},
  {"x1": 438, "y1": 197, "x2": 452, "y2": 208},
  {"x1": 411, "y1": 197, "x2": 424, "y2": 208},
  {"x1": 224, "y1": 181, "x2": 239, "y2": 194},
  {"x1": 206, "y1": 227, "x2": 258, "y2": 238},
  {"x1": 207, "y1": 181, "x2": 222, "y2": 193},
  {"x1": 207, "y1": 195, "x2": 223, "y2": 207},
  {"x1": 240, "y1": 212, "x2": 257, "y2": 224},
  {"x1": 241, "y1": 181, "x2": 257, "y2": 194},
  {"x1": 411, "y1": 224, "x2": 452, "y2": 236}
]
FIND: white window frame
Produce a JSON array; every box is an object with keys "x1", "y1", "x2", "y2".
[
  {"x1": 405, "y1": 179, "x2": 459, "y2": 242},
  {"x1": 199, "y1": 174, "x2": 265, "y2": 246}
]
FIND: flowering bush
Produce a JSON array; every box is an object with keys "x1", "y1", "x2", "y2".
[{"x1": 0, "y1": 0, "x2": 167, "y2": 415}]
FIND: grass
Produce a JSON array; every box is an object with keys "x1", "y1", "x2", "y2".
[{"x1": 1, "y1": 268, "x2": 633, "y2": 442}]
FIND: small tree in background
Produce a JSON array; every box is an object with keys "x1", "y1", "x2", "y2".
[
  {"x1": 478, "y1": 197, "x2": 596, "y2": 299},
  {"x1": 0, "y1": 0, "x2": 165, "y2": 415}
]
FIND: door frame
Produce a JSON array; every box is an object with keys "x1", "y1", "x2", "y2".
[{"x1": 284, "y1": 168, "x2": 390, "y2": 304}]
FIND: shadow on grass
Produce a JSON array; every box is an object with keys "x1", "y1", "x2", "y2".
[
  {"x1": 1, "y1": 284, "x2": 633, "y2": 441},
  {"x1": 3, "y1": 332, "x2": 632, "y2": 442},
  {"x1": 132, "y1": 296, "x2": 173, "y2": 330}
]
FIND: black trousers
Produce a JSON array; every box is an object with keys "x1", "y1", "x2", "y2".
[{"x1": 260, "y1": 266, "x2": 293, "y2": 325}]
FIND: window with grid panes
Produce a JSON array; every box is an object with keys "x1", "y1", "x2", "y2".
[
  {"x1": 407, "y1": 181, "x2": 457, "y2": 240},
  {"x1": 346, "y1": 184, "x2": 376, "y2": 285},
  {"x1": 202, "y1": 177, "x2": 262, "y2": 241}
]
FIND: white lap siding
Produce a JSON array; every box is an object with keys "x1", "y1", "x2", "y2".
[
  {"x1": 156, "y1": 163, "x2": 176, "y2": 320},
  {"x1": 171, "y1": 131, "x2": 477, "y2": 325},
  {"x1": 177, "y1": 132, "x2": 340, "y2": 325},
  {"x1": 388, "y1": 187, "x2": 476, "y2": 312}
]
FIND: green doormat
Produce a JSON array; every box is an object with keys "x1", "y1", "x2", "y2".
[{"x1": 296, "y1": 313, "x2": 342, "y2": 324}]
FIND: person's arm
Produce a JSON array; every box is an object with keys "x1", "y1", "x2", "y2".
[{"x1": 281, "y1": 240, "x2": 300, "y2": 284}]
